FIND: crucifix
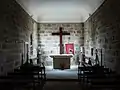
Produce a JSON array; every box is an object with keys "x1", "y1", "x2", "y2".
[{"x1": 52, "y1": 27, "x2": 70, "y2": 54}]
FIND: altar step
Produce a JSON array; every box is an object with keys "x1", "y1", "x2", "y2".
[
  {"x1": 46, "y1": 70, "x2": 78, "y2": 79},
  {"x1": 45, "y1": 65, "x2": 78, "y2": 80},
  {"x1": 46, "y1": 79, "x2": 78, "y2": 82}
]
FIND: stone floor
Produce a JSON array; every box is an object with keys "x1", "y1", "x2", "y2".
[
  {"x1": 43, "y1": 81, "x2": 81, "y2": 90},
  {"x1": 42, "y1": 65, "x2": 81, "y2": 90},
  {"x1": 45, "y1": 65, "x2": 78, "y2": 80}
]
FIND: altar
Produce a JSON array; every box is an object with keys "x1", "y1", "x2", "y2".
[
  {"x1": 50, "y1": 54, "x2": 73, "y2": 69},
  {"x1": 50, "y1": 27, "x2": 73, "y2": 69}
]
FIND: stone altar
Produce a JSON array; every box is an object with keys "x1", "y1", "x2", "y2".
[{"x1": 50, "y1": 54, "x2": 73, "y2": 69}]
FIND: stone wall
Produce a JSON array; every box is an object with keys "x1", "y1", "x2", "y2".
[
  {"x1": 0, "y1": 0, "x2": 37, "y2": 75},
  {"x1": 84, "y1": 0, "x2": 120, "y2": 73},
  {"x1": 38, "y1": 23, "x2": 84, "y2": 66},
  {"x1": 30, "y1": 22, "x2": 38, "y2": 61}
]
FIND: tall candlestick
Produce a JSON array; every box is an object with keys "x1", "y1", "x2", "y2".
[
  {"x1": 23, "y1": 42, "x2": 25, "y2": 63},
  {"x1": 21, "y1": 53, "x2": 23, "y2": 65},
  {"x1": 25, "y1": 42, "x2": 29, "y2": 63},
  {"x1": 101, "y1": 49, "x2": 102, "y2": 66}
]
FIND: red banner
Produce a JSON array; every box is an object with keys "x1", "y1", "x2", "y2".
[{"x1": 65, "y1": 43, "x2": 74, "y2": 54}]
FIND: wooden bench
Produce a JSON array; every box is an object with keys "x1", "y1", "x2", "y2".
[
  {"x1": 78, "y1": 66, "x2": 107, "y2": 82},
  {"x1": 0, "y1": 63, "x2": 46, "y2": 90},
  {"x1": 16, "y1": 63, "x2": 46, "y2": 89},
  {"x1": 78, "y1": 65, "x2": 120, "y2": 89},
  {"x1": 86, "y1": 74, "x2": 120, "y2": 89},
  {"x1": 0, "y1": 75, "x2": 37, "y2": 90}
]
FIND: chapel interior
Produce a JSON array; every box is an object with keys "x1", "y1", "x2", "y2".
[{"x1": 0, "y1": 0, "x2": 120, "y2": 90}]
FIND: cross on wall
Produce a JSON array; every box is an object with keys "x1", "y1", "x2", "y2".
[{"x1": 52, "y1": 27, "x2": 70, "y2": 54}]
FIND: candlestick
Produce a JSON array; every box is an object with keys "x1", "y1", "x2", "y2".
[
  {"x1": 23, "y1": 42, "x2": 25, "y2": 63},
  {"x1": 25, "y1": 42, "x2": 29, "y2": 63}
]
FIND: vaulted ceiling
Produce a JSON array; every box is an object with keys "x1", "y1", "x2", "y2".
[{"x1": 16, "y1": 0, "x2": 104, "y2": 23}]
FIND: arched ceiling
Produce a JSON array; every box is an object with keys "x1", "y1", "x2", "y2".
[{"x1": 16, "y1": 0, "x2": 104, "y2": 23}]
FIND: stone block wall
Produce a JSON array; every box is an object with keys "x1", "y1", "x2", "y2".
[
  {"x1": 38, "y1": 23, "x2": 84, "y2": 66},
  {"x1": 84, "y1": 0, "x2": 120, "y2": 73},
  {"x1": 29, "y1": 22, "x2": 38, "y2": 61},
  {"x1": 0, "y1": 0, "x2": 37, "y2": 75}
]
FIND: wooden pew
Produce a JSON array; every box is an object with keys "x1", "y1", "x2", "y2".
[
  {"x1": 86, "y1": 73, "x2": 120, "y2": 89},
  {"x1": 16, "y1": 63, "x2": 46, "y2": 89},
  {"x1": 0, "y1": 63, "x2": 46, "y2": 90},
  {"x1": 78, "y1": 65, "x2": 120, "y2": 89},
  {"x1": 78, "y1": 65, "x2": 109, "y2": 83},
  {"x1": 78, "y1": 66, "x2": 93, "y2": 83},
  {"x1": 0, "y1": 74, "x2": 36, "y2": 90}
]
